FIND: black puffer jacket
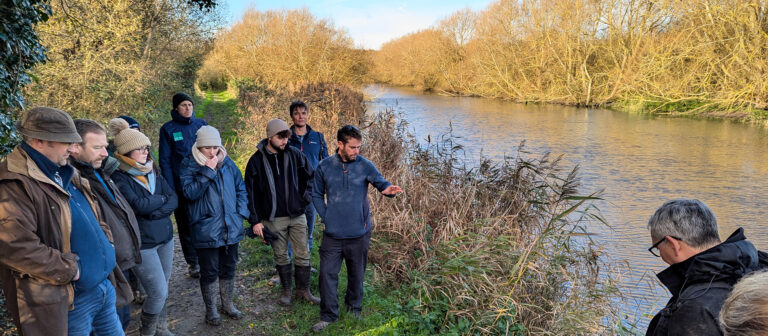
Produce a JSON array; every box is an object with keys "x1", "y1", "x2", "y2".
[
  {"x1": 71, "y1": 159, "x2": 142, "y2": 270},
  {"x1": 646, "y1": 228, "x2": 768, "y2": 336},
  {"x1": 244, "y1": 139, "x2": 313, "y2": 225},
  {"x1": 112, "y1": 169, "x2": 178, "y2": 249}
]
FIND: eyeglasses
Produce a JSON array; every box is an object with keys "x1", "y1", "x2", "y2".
[
  {"x1": 648, "y1": 236, "x2": 682, "y2": 257},
  {"x1": 137, "y1": 146, "x2": 150, "y2": 153}
]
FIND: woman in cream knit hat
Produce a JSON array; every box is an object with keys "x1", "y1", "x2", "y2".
[
  {"x1": 179, "y1": 125, "x2": 249, "y2": 326},
  {"x1": 109, "y1": 118, "x2": 178, "y2": 336}
]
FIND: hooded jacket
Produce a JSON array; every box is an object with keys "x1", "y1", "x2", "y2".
[
  {"x1": 111, "y1": 167, "x2": 178, "y2": 249},
  {"x1": 70, "y1": 159, "x2": 142, "y2": 271},
  {"x1": 244, "y1": 139, "x2": 313, "y2": 225},
  {"x1": 312, "y1": 153, "x2": 393, "y2": 239},
  {"x1": 288, "y1": 125, "x2": 328, "y2": 169},
  {"x1": 179, "y1": 152, "x2": 249, "y2": 249},
  {"x1": 158, "y1": 109, "x2": 208, "y2": 191},
  {"x1": 646, "y1": 228, "x2": 768, "y2": 336}
]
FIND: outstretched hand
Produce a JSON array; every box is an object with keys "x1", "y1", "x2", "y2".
[{"x1": 381, "y1": 185, "x2": 403, "y2": 196}]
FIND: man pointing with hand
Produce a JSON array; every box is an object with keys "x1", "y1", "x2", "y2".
[{"x1": 311, "y1": 125, "x2": 403, "y2": 332}]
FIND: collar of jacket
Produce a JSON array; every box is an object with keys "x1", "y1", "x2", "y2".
[
  {"x1": 13, "y1": 144, "x2": 73, "y2": 193},
  {"x1": 290, "y1": 124, "x2": 315, "y2": 140},
  {"x1": 656, "y1": 227, "x2": 758, "y2": 296},
  {"x1": 70, "y1": 158, "x2": 95, "y2": 175},
  {"x1": 257, "y1": 138, "x2": 283, "y2": 156},
  {"x1": 171, "y1": 108, "x2": 193, "y2": 124}
]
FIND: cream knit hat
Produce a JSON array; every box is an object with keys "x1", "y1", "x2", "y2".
[
  {"x1": 109, "y1": 118, "x2": 151, "y2": 155},
  {"x1": 196, "y1": 125, "x2": 222, "y2": 148}
]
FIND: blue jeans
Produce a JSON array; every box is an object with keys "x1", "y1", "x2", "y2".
[
  {"x1": 133, "y1": 239, "x2": 174, "y2": 314},
  {"x1": 287, "y1": 204, "x2": 317, "y2": 258},
  {"x1": 306, "y1": 203, "x2": 317, "y2": 252},
  {"x1": 67, "y1": 278, "x2": 124, "y2": 336}
]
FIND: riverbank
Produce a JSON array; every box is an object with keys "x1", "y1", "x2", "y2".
[{"x1": 379, "y1": 84, "x2": 768, "y2": 126}]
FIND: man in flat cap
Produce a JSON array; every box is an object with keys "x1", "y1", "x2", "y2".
[{"x1": 0, "y1": 107, "x2": 129, "y2": 335}]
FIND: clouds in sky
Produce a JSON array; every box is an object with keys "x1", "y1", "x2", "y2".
[{"x1": 223, "y1": 0, "x2": 493, "y2": 50}]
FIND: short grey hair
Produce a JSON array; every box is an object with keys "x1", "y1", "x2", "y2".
[
  {"x1": 647, "y1": 199, "x2": 720, "y2": 248},
  {"x1": 719, "y1": 270, "x2": 768, "y2": 335}
]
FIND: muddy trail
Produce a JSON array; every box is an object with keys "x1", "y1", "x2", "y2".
[{"x1": 125, "y1": 236, "x2": 279, "y2": 336}]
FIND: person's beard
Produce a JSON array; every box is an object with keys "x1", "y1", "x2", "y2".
[{"x1": 269, "y1": 138, "x2": 285, "y2": 152}]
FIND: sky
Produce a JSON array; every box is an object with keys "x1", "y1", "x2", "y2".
[{"x1": 221, "y1": 0, "x2": 494, "y2": 50}]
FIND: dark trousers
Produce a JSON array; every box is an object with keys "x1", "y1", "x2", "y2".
[
  {"x1": 319, "y1": 231, "x2": 371, "y2": 322},
  {"x1": 174, "y1": 198, "x2": 197, "y2": 266},
  {"x1": 196, "y1": 244, "x2": 239, "y2": 286}
]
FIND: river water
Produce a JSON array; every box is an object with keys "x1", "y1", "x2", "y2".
[{"x1": 364, "y1": 84, "x2": 768, "y2": 329}]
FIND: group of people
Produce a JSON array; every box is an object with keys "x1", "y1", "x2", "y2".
[
  {"x1": 0, "y1": 94, "x2": 401, "y2": 335},
  {"x1": 2, "y1": 92, "x2": 768, "y2": 336}
]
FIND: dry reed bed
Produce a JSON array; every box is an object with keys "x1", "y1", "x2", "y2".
[{"x1": 233, "y1": 83, "x2": 617, "y2": 334}]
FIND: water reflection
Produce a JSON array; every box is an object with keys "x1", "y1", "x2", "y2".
[{"x1": 365, "y1": 84, "x2": 768, "y2": 328}]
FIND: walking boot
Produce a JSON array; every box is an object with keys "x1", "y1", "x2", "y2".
[
  {"x1": 188, "y1": 263, "x2": 201, "y2": 278},
  {"x1": 155, "y1": 304, "x2": 175, "y2": 336},
  {"x1": 276, "y1": 264, "x2": 293, "y2": 306},
  {"x1": 294, "y1": 265, "x2": 321, "y2": 304},
  {"x1": 201, "y1": 281, "x2": 222, "y2": 326},
  {"x1": 139, "y1": 311, "x2": 159, "y2": 336},
  {"x1": 219, "y1": 278, "x2": 244, "y2": 319}
]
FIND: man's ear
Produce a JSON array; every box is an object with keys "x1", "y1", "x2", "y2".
[{"x1": 666, "y1": 236, "x2": 683, "y2": 257}]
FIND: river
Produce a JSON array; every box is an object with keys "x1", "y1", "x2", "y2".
[{"x1": 364, "y1": 84, "x2": 768, "y2": 329}]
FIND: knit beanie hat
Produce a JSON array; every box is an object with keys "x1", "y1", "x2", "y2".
[
  {"x1": 196, "y1": 125, "x2": 222, "y2": 147},
  {"x1": 266, "y1": 119, "x2": 291, "y2": 138},
  {"x1": 172, "y1": 92, "x2": 194, "y2": 110},
  {"x1": 118, "y1": 115, "x2": 140, "y2": 130},
  {"x1": 109, "y1": 118, "x2": 151, "y2": 155}
]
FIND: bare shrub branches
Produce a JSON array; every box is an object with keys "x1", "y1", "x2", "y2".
[
  {"x1": 198, "y1": 8, "x2": 371, "y2": 90},
  {"x1": 374, "y1": 0, "x2": 768, "y2": 118}
]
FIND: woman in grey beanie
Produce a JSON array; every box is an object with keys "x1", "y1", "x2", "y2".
[
  {"x1": 109, "y1": 118, "x2": 178, "y2": 336},
  {"x1": 179, "y1": 125, "x2": 249, "y2": 326}
]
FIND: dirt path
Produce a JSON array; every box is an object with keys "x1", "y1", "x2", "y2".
[{"x1": 125, "y1": 236, "x2": 279, "y2": 336}]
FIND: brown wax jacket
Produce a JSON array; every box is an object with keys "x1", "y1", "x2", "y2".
[{"x1": 0, "y1": 147, "x2": 131, "y2": 336}]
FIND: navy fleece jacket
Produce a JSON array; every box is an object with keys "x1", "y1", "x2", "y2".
[{"x1": 312, "y1": 154, "x2": 392, "y2": 239}]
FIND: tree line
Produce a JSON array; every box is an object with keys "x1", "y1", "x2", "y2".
[{"x1": 373, "y1": 0, "x2": 768, "y2": 119}]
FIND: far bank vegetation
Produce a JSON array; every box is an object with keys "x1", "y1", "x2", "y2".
[
  {"x1": 197, "y1": 8, "x2": 371, "y2": 91},
  {"x1": 373, "y1": 0, "x2": 768, "y2": 119}
]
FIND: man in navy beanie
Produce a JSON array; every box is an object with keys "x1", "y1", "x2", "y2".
[{"x1": 158, "y1": 92, "x2": 208, "y2": 278}]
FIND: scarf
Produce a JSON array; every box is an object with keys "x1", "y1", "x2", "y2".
[
  {"x1": 115, "y1": 153, "x2": 155, "y2": 193},
  {"x1": 191, "y1": 142, "x2": 227, "y2": 169}
]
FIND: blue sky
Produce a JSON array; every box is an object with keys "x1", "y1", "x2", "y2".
[{"x1": 221, "y1": 0, "x2": 494, "y2": 50}]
